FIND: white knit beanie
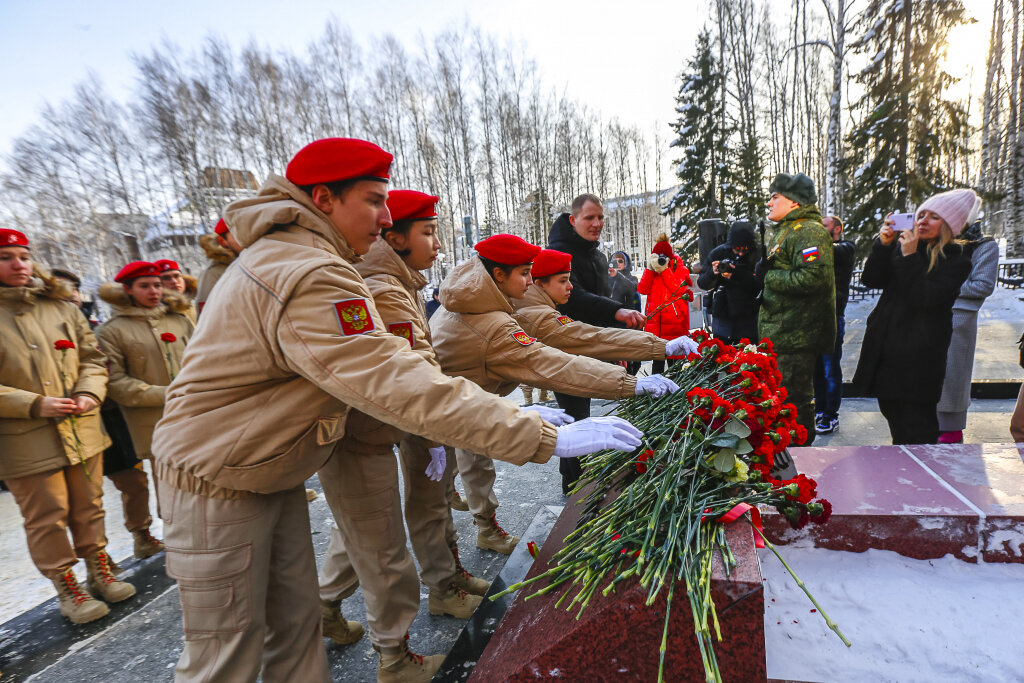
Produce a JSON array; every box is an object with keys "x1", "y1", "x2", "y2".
[{"x1": 916, "y1": 189, "x2": 979, "y2": 236}]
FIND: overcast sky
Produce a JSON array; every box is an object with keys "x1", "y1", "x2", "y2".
[{"x1": 0, "y1": 0, "x2": 991, "y2": 160}]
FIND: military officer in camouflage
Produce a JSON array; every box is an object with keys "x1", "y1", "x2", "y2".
[{"x1": 755, "y1": 173, "x2": 836, "y2": 446}]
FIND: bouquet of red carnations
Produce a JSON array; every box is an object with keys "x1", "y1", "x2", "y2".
[{"x1": 496, "y1": 332, "x2": 848, "y2": 682}]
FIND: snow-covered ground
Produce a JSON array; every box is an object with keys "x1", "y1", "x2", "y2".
[{"x1": 761, "y1": 540, "x2": 1024, "y2": 683}]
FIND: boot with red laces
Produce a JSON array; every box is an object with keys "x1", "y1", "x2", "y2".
[
  {"x1": 449, "y1": 544, "x2": 489, "y2": 595},
  {"x1": 52, "y1": 568, "x2": 109, "y2": 624},
  {"x1": 474, "y1": 513, "x2": 519, "y2": 554},
  {"x1": 428, "y1": 581, "x2": 483, "y2": 619},
  {"x1": 133, "y1": 528, "x2": 164, "y2": 559},
  {"x1": 375, "y1": 634, "x2": 444, "y2": 683},
  {"x1": 86, "y1": 550, "x2": 136, "y2": 603}
]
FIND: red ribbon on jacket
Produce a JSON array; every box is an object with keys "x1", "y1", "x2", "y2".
[{"x1": 702, "y1": 502, "x2": 764, "y2": 548}]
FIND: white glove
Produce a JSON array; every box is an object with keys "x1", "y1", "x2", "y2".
[
  {"x1": 521, "y1": 404, "x2": 575, "y2": 426},
  {"x1": 424, "y1": 446, "x2": 447, "y2": 481},
  {"x1": 553, "y1": 416, "x2": 644, "y2": 458},
  {"x1": 634, "y1": 374, "x2": 680, "y2": 397},
  {"x1": 665, "y1": 335, "x2": 699, "y2": 357}
]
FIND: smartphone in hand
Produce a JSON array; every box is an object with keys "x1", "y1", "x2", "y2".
[{"x1": 890, "y1": 212, "x2": 915, "y2": 231}]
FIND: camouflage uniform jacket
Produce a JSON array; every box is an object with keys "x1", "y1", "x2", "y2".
[{"x1": 757, "y1": 204, "x2": 836, "y2": 354}]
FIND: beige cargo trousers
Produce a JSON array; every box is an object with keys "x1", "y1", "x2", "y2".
[{"x1": 318, "y1": 432, "x2": 460, "y2": 649}]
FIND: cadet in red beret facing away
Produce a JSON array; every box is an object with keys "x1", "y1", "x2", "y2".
[
  {"x1": 95, "y1": 261, "x2": 193, "y2": 560},
  {"x1": 515, "y1": 248, "x2": 699, "y2": 369},
  {"x1": 430, "y1": 235, "x2": 681, "y2": 553},
  {"x1": 317, "y1": 190, "x2": 491, "y2": 655},
  {"x1": 149, "y1": 138, "x2": 643, "y2": 683},
  {"x1": 195, "y1": 219, "x2": 241, "y2": 316},
  {"x1": 0, "y1": 229, "x2": 135, "y2": 625},
  {"x1": 154, "y1": 259, "x2": 198, "y2": 324}
]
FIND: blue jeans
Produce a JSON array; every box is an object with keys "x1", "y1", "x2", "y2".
[{"x1": 813, "y1": 315, "x2": 845, "y2": 419}]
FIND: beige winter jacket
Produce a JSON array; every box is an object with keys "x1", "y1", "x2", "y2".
[
  {"x1": 95, "y1": 286, "x2": 194, "y2": 459},
  {"x1": 0, "y1": 271, "x2": 110, "y2": 479},
  {"x1": 430, "y1": 258, "x2": 638, "y2": 399},
  {"x1": 514, "y1": 284, "x2": 667, "y2": 362},
  {"x1": 195, "y1": 234, "x2": 235, "y2": 314},
  {"x1": 151, "y1": 175, "x2": 557, "y2": 500}
]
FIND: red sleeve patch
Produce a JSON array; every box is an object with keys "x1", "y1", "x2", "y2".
[
  {"x1": 387, "y1": 321, "x2": 414, "y2": 347},
  {"x1": 511, "y1": 330, "x2": 536, "y2": 346},
  {"x1": 334, "y1": 298, "x2": 375, "y2": 336},
  {"x1": 555, "y1": 315, "x2": 573, "y2": 326}
]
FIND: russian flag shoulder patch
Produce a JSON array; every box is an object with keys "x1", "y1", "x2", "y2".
[{"x1": 801, "y1": 246, "x2": 820, "y2": 263}]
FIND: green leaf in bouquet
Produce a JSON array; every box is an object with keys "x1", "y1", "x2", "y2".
[
  {"x1": 724, "y1": 416, "x2": 752, "y2": 438},
  {"x1": 735, "y1": 438, "x2": 753, "y2": 455},
  {"x1": 713, "y1": 449, "x2": 737, "y2": 472},
  {"x1": 710, "y1": 433, "x2": 740, "y2": 449}
]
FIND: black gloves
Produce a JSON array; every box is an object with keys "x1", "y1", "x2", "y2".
[{"x1": 754, "y1": 257, "x2": 774, "y2": 279}]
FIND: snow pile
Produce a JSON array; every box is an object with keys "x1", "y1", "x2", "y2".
[{"x1": 761, "y1": 542, "x2": 1024, "y2": 682}]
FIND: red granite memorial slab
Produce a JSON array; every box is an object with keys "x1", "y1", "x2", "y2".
[
  {"x1": 905, "y1": 443, "x2": 1024, "y2": 563},
  {"x1": 762, "y1": 446, "x2": 981, "y2": 562},
  {"x1": 470, "y1": 491, "x2": 767, "y2": 682}
]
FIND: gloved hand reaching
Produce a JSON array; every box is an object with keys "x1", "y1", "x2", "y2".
[
  {"x1": 665, "y1": 335, "x2": 699, "y2": 357},
  {"x1": 424, "y1": 446, "x2": 447, "y2": 481},
  {"x1": 634, "y1": 374, "x2": 680, "y2": 397},
  {"x1": 553, "y1": 416, "x2": 644, "y2": 458},
  {"x1": 521, "y1": 404, "x2": 575, "y2": 426},
  {"x1": 754, "y1": 257, "x2": 774, "y2": 279}
]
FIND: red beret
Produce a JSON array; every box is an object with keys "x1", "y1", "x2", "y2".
[
  {"x1": 475, "y1": 234, "x2": 541, "y2": 266},
  {"x1": 214, "y1": 218, "x2": 229, "y2": 235},
  {"x1": 0, "y1": 229, "x2": 29, "y2": 248},
  {"x1": 387, "y1": 190, "x2": 439, "y2": 221},
  {"x1": 286, "y1": 138, "x2": 393, "y2": 186},
  {"x1": 114, "y1": 261, "x2": 161, "y2": 283},
  {"x1": 155, "y1": 259, "x2": 181, "y2": 273},
  {"x1": 531, "y1": 249, "x2": 572, "y2": 279}
]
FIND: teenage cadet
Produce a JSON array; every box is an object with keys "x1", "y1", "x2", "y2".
[
  {"x1": 430, "y1": 235, "x2": 681, "y2": 554},
  {"x1": 154, "y1": 259, "x2": 197, "y2": 324},
  {"x1": 317, "y1": 190, "x2": 497, "y2": 653},
  {"x1": 149, "y1": 138, "x2": 643, "y2": 683},
  {"x1": 515, "y1": 248, "x2": 699, "y2": 364},
  {"x1": 0, "y1": 229, "x2": 134, "y2": 624},
  {"x1": 95, "y1": 262, "x2": 193, "y2": 559},
  {"x1": 195, "y1": 219, "x2": 241, "y2": 316}
]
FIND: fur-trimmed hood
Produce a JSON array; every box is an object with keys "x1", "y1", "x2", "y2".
[
  {"x1": 0, "y1": 263, "x2": 77, "y2": 308},
  {"x1": 98, "y1": 282, "x2": 193, "y2": 319},
  {"x1": 183, "y1": 273, "x2": 198, "y2": 297},
  {"x1": 200, "y1": 233, "x2": 236, "y2": 266}
]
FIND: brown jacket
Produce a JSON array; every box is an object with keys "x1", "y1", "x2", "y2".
[
  {"x1": 195, "y1": 234, "x2": 235, "y2": 314},
  {"x1": 151, "y1": 175, "x2": 557, "y2": 499},
  {"x1": 0, "y1": 271, "x2": 110, "y2": 479},
  {"x1": 95, "y1": 286, "x2": 194, "y2": 459},
  {"x1": 430, "y1": 259, "x2": 638, "y2": 399},
  {"x1": 514, "y1": 284, "x2": 667, "y2": 362}
]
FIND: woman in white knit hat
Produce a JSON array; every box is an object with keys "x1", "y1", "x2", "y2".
[{"x1": 852, "y1": 189, "x2": 976, "y2": 444}]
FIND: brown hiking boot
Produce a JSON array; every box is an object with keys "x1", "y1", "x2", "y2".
[
  {"x1": 321, "y1": 599, "x2": 364, "y2": 645},
  {"x1": 475, "y1": 514, "x2": 519, "y2": 554},
  {"x1": 305, "y1": 488, "x2": 318, "y2": 501},
  {"x1": 133, "y1": 529, "x2": 164, "y2": 559},
  {"x1": 538, "y1": 388, "x2": 552, "y2": 402},
  {"x1": 428, "y1": 582, "x2": 483, "y2": 619},
  {"x1": 53, "y1": 568, "x2": 109, "y2": 624},
  {"x1": 520, "y1": 386, "x2": 534, "y2": 406},
  {"x1": 376, "y1": 635, "x2": 444, "y2": 683},
  {"x1": 86, "y1": 551, "x2": 136, "y2": 603},
  {"x1": 449, "y1": 545, "x2": 489, "y2": 596},
  {"x1": 448, "y1": 488, "x2": 469, "y2": 512}
]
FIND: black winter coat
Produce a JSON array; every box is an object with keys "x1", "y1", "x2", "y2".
[
  {"x1": 547, "y1": 213, "x2": 621, "y2": 326},
  {"x1": 608, "y1": 252, "x2": 640, "y2": 312},
  {"x1": 852, "y1": 239, "x2": 971, "y2": 403},
  {"x1": 832, "y1": 240, "x2": 856, "y2": 316}
]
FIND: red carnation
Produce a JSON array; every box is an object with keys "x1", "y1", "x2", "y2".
[
  {"x1": 636, "y1": 449, "x2": 653, "y2": 474},
  {"x1": 160, "y1": 333, "x2": 177, "y2": 343},
  {"x1": 54, "y1": 340, "x2": 75, "y2": 351},
  {"x1": 527, "y1": 541, "x2": 540, "y2": 558},
  {"x1": 808, "y1": 499, "x2": 833, "y2": 525}
]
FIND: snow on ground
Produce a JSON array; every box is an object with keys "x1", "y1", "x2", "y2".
[{"x1": 761, "y1": 540, "x2": 1024, "y2": 683}]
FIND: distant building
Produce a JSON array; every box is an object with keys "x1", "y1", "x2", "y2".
[{"x1": 602, "y1": 186, "x2": 680, "y2": 267}]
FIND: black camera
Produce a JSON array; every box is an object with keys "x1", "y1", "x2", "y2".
[
  {"x1": 656, "y1": 254, "x2": 670, "y2": 267},
  {"x1": 718, "y1": 258, "x2": 736, "y2": 273}
]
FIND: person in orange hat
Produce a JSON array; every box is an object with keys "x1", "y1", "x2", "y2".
[
  {"x1": 94, "y1": 262, "x2": 193, "y2": 562},
  {"x1": 149, "y1": 139, "x2": 643, "y2": 683},
  {"x1": 0, "y1": 229, "x2": 135, "y2": 624},
  {"x1": 155, "y1": 259, "x2": 197, "y2": 323},
  {"x1": 430, "y1": 234, "x2": 681, "y2": 551},
  {"x1": 195, "y1": 218, "x2": 242, "y2": 316}
]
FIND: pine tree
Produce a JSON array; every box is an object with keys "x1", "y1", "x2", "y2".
[
  {"x1": 841, "y1": 0, "x2": 971, "y2": 252},
  {"x1": 662, "y1": 30, "x2": 731, "y2": 251},
  {"x1": 731, "y1": 133, "x2": 764, "y2": 221}
]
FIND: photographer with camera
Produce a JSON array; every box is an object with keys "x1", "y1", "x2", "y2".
[
  {"x1": 697, "y1": 220, "x2": 759, "y2": 345},
  {"x1": 638, "y1": 234, "x2": 691, "y2": 374}
]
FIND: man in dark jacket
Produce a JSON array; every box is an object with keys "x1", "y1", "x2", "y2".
[
  {"x1": 697, "y1": 221, "x2": 760, "y2": 345},
  {"x1": 814, "y1": 216, "x2": 856, "y2": 435},
  {"x1": 755, "y1": 173, "x2": 836, "y2": 447},
  {"x1": 547, "y1": 194, "x2": 645, "y2": 493}
]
